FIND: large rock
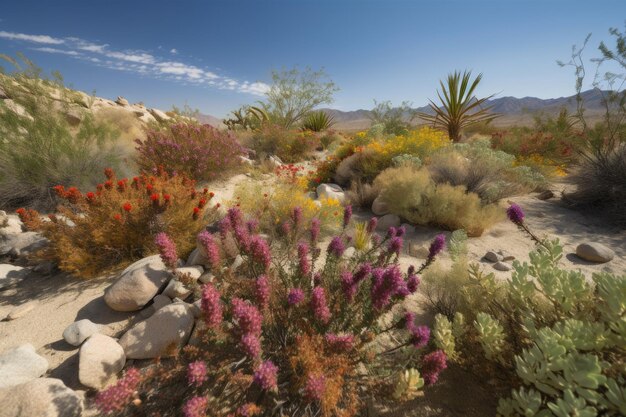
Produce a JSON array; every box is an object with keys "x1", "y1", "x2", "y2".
[
  {"x1": 104, "y1": 255, "x2": 172, "y2": 312},
  {"x1": 2, "y1": 99, "x2": 33, "y2": 121},
  {"x1": 576, "y1": 242, "x2": 615, "y2": 263},
  {"x1": 176, "y1": 265, "x2": 203, "y2": 281},
  {"x1": 119, "y1": 303, "x2": 195, "y2": 359},
  {"x1": 0, "y1": 378, "x2": 83, "y2": 417},
  {"x1": 64, "y1": 107, "x2": 83, "y2": 126},
  {"x1": 78, "y1": 334, "x2": 125, "y2": 389},
  {"x1": 148, "y1": 108, "x2": 171, "y2": 122},
  {"x1": 376, "y1": 214, "x2": 401, "y2": 232},
  {"x1": 371, "y1": 196, "x2": 390, "y2": 216},
  {"x1": 115, "y1": 96, "x2": 129, "y2": 106},
  {"x1": 62, "y1": 319, "x2": 102, "y2": 346},
  {"x1": 186, "y1": 247, "x2": 209, "y2": 268},
  {"x1": 0, "y1": 264, "x2": 29, "y2": 290},
  {"x1": 0, "y1": 232, "x2": 47, "y2": 257},
  {"x1": 316, "y1": 183, "x2": 346, "y2": 205},
  {"x1": 162, "y1": 279, "x2": 192, "y2": 300},
  {"x1": 0, "y1": 344, "x2": 48, "y2": 388}
]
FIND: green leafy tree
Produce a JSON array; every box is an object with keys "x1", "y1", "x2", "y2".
[
  {"x1": 260, "y1": 67, "x2": 339, "y2": 128},
  {"x1": 418, "y1": 70, "x2": 498, "y2": 142}
]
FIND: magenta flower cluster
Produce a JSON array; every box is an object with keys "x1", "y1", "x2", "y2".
[
  {"x1": 297, "y1": 242, "x2": 311, "y2": 275},
  {"x1": 201, "y1": 283, "x2": 223, "y2": 328},
  {"x1": 325, "y1": 333, "x2": 355, "y2": 351},
  {"x1": 182, "y1": 396, "x2": 208, "y2": 417},
  {"x1": 370, "y1": 265, "x2": 408, "y2": 310},
  {"x1": 197, "y1": 230, "x2": 221, "y2": 270},
  {"x1": 327, "y1": 236, "x2": 345, "y2": 258},
  {"x1": 232, "y1": 298, "x2": 263, "y2": 357},
  {"x1": 421, "y1": 350, "x2": 448, "y2": 385},
  {"x1": 94, "y1": 367, "x2": 141, "y2": 413},
  {"x1": 255, "y1": 275, "x2": 271, "y2": 310},
  {"x1": 304, "y1": 374, "x2": 326, "y2": 401},
  {"x1": 506, "y1": 203, "x2": 525, "y2": 225},
  {"x1": 288, "y1": 288, "x2": 305, "y2": 306},
  {"x1": 343, "y1": 205, "x2": 352, "y2": 228},
  {"x1": 292, "y1": 206, "x2": 303, "y2": 229},
  {"x1": 155, "y1": 232, "x2": 178, "y2": 269},
  {"x1": 367, "y1": 217, "x2": 378, "y2": 233},
  {"x1": 428, "y1": 234, "x2": 446, "y2": 260},
  {"x1": 249, "y1": 235, "x2": 272, "y2": 271},
  {"x1": 310, "y1": 218, "x2": 321, "y2": 243},
  {"x1": 187, "y1": 360, "x2": 207, "y2": 387},
  {"x1": 405, "y1": 312, "x2": 430, "y2": 348},
  {"x1": 253, "y1": 360, "x2": 278, "y2": 391},
  {"x1": 310, "y1": 286, "x2": 331, "y2": 324}
]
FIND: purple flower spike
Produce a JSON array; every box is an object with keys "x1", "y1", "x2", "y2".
[
  {"x1": 428, "y1": 234, "x2": 446, "y2": 260},
  {"x1": 343, "y1": 205, "x2": 352, "y2": 228},
  {"x1": 253, "y1": 360, "x2": 278, "y2": 391},
  {"x1": 421, "y1": 350, "x2": 447, "y2": 385},
  {"x1": 310, "y1": 218, "x2": 321, "y2": 243},
  {"x1": 297, "y1": 242, "x2": 311, "y2": 275},
  {"x1": 187, "y1": 360, "x2": 207, "y2": 387},
  {"x1": 367, "y1": 217, "x2": 378, "y2": 233},
  {"x1": 183, "y1": 396, "x2": 208, "y2": 417},
  {"x1": 155, "y1": 232, "x2": 178, "y2": 269},
  {"x1": 507, "y1": 203, "x2": 525, "y2": 225},
  {"x1": 310, "y1": 287, "x2": 331, "y2": 324},
  {"x1": 327, "y1": 236, "x2": 345, "y2": 257},
  {"x1": 292, "y1": 206, "x2": 303, "y2": 228},
  {"x1": 388, "y1": 236, "x2": 403, "y2": 256},
  {"x1": 288, "y1": 288, "x2": 305, "y2": 306}
]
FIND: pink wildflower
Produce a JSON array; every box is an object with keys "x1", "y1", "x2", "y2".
[
  {"x1": 187, "y1": 360, "x2": 207, "y2": 387},
  {"x1": 327, "y1": 236, "x2": 345, "y2": 257},
  {"x1": 310, "y1": 218, "x2": 321, "y2": 243},
  {"x1": 310, "y1": 287, "x2": 331, "y2": 324},
  {"x1": 253, "y1": 360, "x2": 278, "y2": 391},
  {"x1": 292, "y1": 206, "x2": 303, "y2": 229},
  {"x1": 297, "y1": 242, "x2": 311, "y2": 275},
  {"x1": 94, "y1": 368, "x2": 141, "y2": 413},
  {"x1": 304, "y1": 374, "x2": 326, "y2": 401},
  {"x1": 421, "y1": 350, "x2": 447, "y2": 385},
  {"x1": 428, "y1": 234, "x2": 446, "y2": 260},
  {"x1": 249, "y1": 236, "x2": 272, "y2": 271},
  {"x1": 288, "y1": 288, "x2": 305, "y2": 306},
  {"x1": 255, "y1": 275, "x2": 271, "y2": 310},
  {"x1": 325, "y1": 333, "x2": 355, "y2": 351},
  {"x1": 343, "y1": 205, "x2": 352, "y2": 228},
  {"x1": 201, "y1": 284, "x2": 223, "y2": 327},
  {"x1": 155, "y1": 232, "x2": 177, "y2": 269},
  {"x1": 366, "y1": 217, "x2": 378, "y2": 233},
  {"x1": 182, "y1": 396, "x2": 208, "y2": 417},
  {"x1": 197, "y1": 231, "x2": 221, "y2": 270}
]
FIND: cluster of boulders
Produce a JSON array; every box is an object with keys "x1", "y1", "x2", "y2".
[{"x1": 482, "y1": 250, "x2": 516, "y2": 271}]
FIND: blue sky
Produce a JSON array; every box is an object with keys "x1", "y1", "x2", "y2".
[{"x1": 1, "y1": 0, "x2": 624, "y2": 117}]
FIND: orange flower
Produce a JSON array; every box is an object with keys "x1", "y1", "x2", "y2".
[
  {"x1": 122, "y1": 202, "x2": 132, "y2": 212},
  {"x1": 113, "y1": 213, "x2": 122, "y2": 222}
]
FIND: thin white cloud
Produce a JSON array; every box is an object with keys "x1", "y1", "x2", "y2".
[
  {"x1": 32, "y1": 47, "x2": 79, "y2": 56},
  {"x1": 0, "y1": 30, "x2": 64, "y2": 44},
  {"x1": 2, "y1": 30, "x2": 267, "y2": 96}
]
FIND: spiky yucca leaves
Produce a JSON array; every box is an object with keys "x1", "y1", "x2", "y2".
[
  {"x1": 223, "y1": 105, "x2": 269, "y2": 131},
  {"x1": 418, "y1": 70, "x2": 498, "y2": 142},
  {"x1": 301, "y1": 110, "x2": 335, "y2": 132}
]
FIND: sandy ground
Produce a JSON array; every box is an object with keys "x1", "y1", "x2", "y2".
[{"x1": 0, "y1": 173, "x2": 624, "y2": 416}]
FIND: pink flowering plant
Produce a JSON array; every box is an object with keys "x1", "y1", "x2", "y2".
[{"x1": 96, "y1": 206, "x2": 447, "y2": 417}]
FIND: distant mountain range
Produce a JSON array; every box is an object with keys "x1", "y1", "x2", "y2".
[{"x1": 200, "y1": 88, "x2": 611, "y2": 131}]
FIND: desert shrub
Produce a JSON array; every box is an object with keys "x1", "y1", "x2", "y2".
[
  {"x1": 0, "y1": 56, "x2": 121, "y2": 211},
  {"x1": 248, "y1": 123, "x2": 320, "y2": 162},
  {"x1": 135, "y1": 122, "x2": 244, "y2": 180},
  {"x1": 17, "y1": 168, "x2": 218, "y2": 277},
  {"x1": 232, "y1": 172, "x2": 342, "y2": 239},
  {"x1": 565, "y1": 144, "x2": 626, "y2": 226},
  {"x1": 369, "y1": 100, "x2": 416, "y2": 135},
  {"x1": 309, "y1": 142, "x2": 357, "y2": 187},
  {"x1": 319, "y1": 131, "x2": 343, "y2": 150},
  {"x1": 374, "y1": 166, "x2": 504, "y2": 236},
  {"x1": 95, "y1": 206, "x2": 449, "y2": 417},
  {"x1": 428, "y1": 139, "x2": 546, "y2": 204},
  {"x1": 93, "y1": 106, "x2": 146, "y2": 153},
  {"x1": 346, "y1": 180, "x2": 379, "y2": 209},
  {"x1": 334, "y1": 127, "x2": 449, "y2": 186},
  {"x1": 429, "y1": 206, "x2": 626, "y2": 416},
  {"x1": 302, "y1": 111, "x2": 335, "y2": 132}
]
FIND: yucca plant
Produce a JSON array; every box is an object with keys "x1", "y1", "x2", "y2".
[
  {"x1": 301, "y1": 110, "x2": 335, "y2": 132},
  {"x1": 418, "y1": 70, "x2": 498, "y2": 142},
  {"x1": 223, "y1": 105, "x2": 269, "y2": 131}
]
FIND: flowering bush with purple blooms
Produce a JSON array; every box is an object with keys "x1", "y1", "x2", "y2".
[
  {"x1": 96, "y1": 206, "x2": 447, "y2": 417},
  {"x1": 135, "y1": 122, "x2": 245, "y2": 180}
]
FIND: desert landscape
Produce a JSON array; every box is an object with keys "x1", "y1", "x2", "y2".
[{"x1": 0, "y1": 2, "x2": 625, "y2": 417}]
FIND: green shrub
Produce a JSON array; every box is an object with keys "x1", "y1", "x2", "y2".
[
  {"x1": 374, "y1": 166, "x2": 504, "y2": 236},
  {"x1": 428, "y1": 139, "x2": 546, "y2": 204},
  {"x1": 0, "y1": 55, "x2": 121, "y2": 211},
  {"x1": 248, "y1": 123, "x2": 320, "y2": 162},
  {"x1": 301, "y1": 110, "x2": 335, "y2": 132}
]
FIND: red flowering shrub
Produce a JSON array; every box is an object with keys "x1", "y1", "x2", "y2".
[
  {"x1": 17, "y1": 168, "x2": 219, "y2": 278},
  {"x1": 135, "y1": 122, "x2": 245, "y2": 180},
  {"x1": 95, "y1": 207, "x2": 446, "y2": 416}
]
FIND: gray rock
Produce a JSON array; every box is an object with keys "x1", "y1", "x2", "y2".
[
  {"x1": 148, "y1": 108, "x2": 170, "y2": 122},
  {"x1": 119, "y1": 303, "x2": 195, "y2": 359},
  {"x1": 371, "y1": 196, "x2": 390, "y2": 216},
  {"x1": 239, "y1": 156, "x2": 255, "y2": 166},
  {"x1": 536, "y1": 190, "x2": 555, "y2": 200},
  {"x1": 316, "y1": 183, "x2": 346, "y2": 204},
  {"x1": 5, "y1": 301, "x2": 38, "y2": 320},
  {"x1": 62, "y1": 319, "x2": 102, "y2": 347},
  {"x1": 2, "y1": 99, "x2": 33, "y2": 121},
  {"x1": 104, "y1": 255, "x2": 172, "y2": 312},
  {"x1": 33, "y1": 261, "x2": 55, "y2": 275},
  {"x1": 198, "y1": 272, "x2": 215, "y2": 284},
  {"x1": 230, "y1": 254, "x2": 244, "y2": 272},
  {"x1": 493, "y1": 261, "x2": 512, "y2": 271},
  {"x1": 0, "y1": 344, "x2": 48, "y2": 388},
  {"x1": 186, "y1": 247, "x2": 209, "y2": 267},
  {"x1": 152, "y1": 294, "x2": 172, "y2": 311},
  {"x1": 498, "y1": 250, "x2": 516, "y2": 262},
  {"x1": 176, "y1": 265, "x2": 203, "y2": 281},
  {"x1": 376, "y1": 214, "x2": 401, "y2": 232},
  {"x1": 162, "y1": 279, "x2": 191, "y2": 300},
  {"x1": 190, "y1": 300, "x2": 202, "y2": 318},
  {"x1": 78, "y1": 334, "x2": 125, "y2": 389},
  {"x1": 64, "y1": 107, "x2": 83, "y2": 126},
  {"x1": 576, "y1": 242, "x2": 615, "y2": 263},
  {"x1": 484, "y1": 251, "x2": 502, "y2": 263},
  {"x1": 267, "y1": 155, "x2": 283, "y2": 168},
  {"x1": 0, "y1": 264, "x2": 29, "y2": 290},
  {"x1": 115, "y1": 96, "x2": 129, "y2": 106},
  {"x1": 0, "y1": 215, "x2": 22, "y2": 237},
  {"x1": 0, "y1": 232, "x2": 47, "y2": 257},
  {"x1": 0, "y1": 378, "x2": 83, "y2": 417},
  {"x1": 408, "y1": 243, "x2": 429, "y2": 259}
]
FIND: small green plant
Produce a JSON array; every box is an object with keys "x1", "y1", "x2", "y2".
[
  {"x1": 369, "y1": 100, "x2": 416, "y2": 135},
  {"x1": 301, "y1": 110, "x2": 335, "y2": 132}
]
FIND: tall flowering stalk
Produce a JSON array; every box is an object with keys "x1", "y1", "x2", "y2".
[{"x1": 100, "y1": 209, "x2": 446, "y2": 417}]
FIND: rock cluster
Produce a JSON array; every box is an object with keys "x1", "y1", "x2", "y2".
[{"x1": 482, "y1": 250, "x2": 516, "y2": 271}]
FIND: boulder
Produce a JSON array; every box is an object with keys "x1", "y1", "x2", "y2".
[
  {"x1": 5, "y1": 301, "x2": 38, "y2": 320},
  {"x1": 176, "y1": 265, "x2": 203, "y2": 281},
  {"x1": 62, "y1": 319, "x2": 102, "y2": 347},
  {"x1": 0, "y1": 378, "x2": 83, "y2": 417},
  {"x1": 0, "y1": 232, "x2": 47, "y2": 257},
  {"x1": 316, "y1": 183, "x2": 346, "y2": 205},
  {"x1": 152, "y1": 294, "x2": 172, "y2": 311},
  {"x1": 78, "y1": 334, "x2": 125, "y2": 389},
  {"x1": 267, "y1": 155, "x2": 283, "y2": 168},
  {"x1": 498, "y1": 250, "x2": 515, "y2": 262},
  {"x1": 0, "y1": 215, "x2": 22, "y2": 238},
  {"x1": 376, "y1": 214, "x2": 401, "y2": 232},
  {"x1": 2, "y1": 99, "x2": 33, "y2": 121},
  {"x1": 0, "y1": 344, "x2": 48, "y2": 388},
  {"x1": 186, "y1": 247, "x2": 209, "y2": 268},
  {"x1": 371, "y1": 196, "x2": 390, "y2": 216},
  {"x1": 119, "y1": 303, "x2": 195, "y2": 359},
  {"x1": 115, "y1": 96, "x2": 129, "y2": 106},
  {"x1": 0, "y1": 210, "x2": 7, "y2": 227},
  {"x1": 536, "y1": 190, "x2": 555, "y2": 200},
  {"x1": 148, "y1": 108, "x2": 170, "y2": 122},
  {"x1": 104, "y1": 255, "x2": 172, "y2": 312},
  {"x1": 576, "y1": 242, "x2": 615, "y2": 263},
  {"x1": 198, "y1": 271, "x2": 215, "y2": 284},
  {"x1": 64, "y1": 107, "x2": 83, "y2": 126},
  {"x1": 408, "y1": 243, "x2": 429, "y2": 259},
  {"x1": 239, "y1": 156, "x2": 255, "y2": 166},
  {"x1": 138, "y1": 112, "x2": 157, "y2": 124},
  {"x1": 162, "y1": 279, "x2": 192, "y2": 300},
  {"x1": 0, "y1": 264, "x2": 29, "y2": 291},
  {"x1": 0, "y1": 86, "x2": 7, "y2": 99}
]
